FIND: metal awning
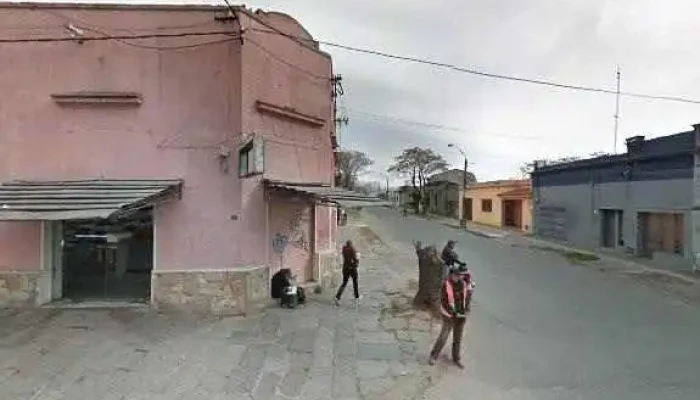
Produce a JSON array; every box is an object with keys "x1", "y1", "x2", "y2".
[
  {"x1": 0, "y1": 179, "x2": 183, "y2": 220},
  {"x1": 265, "y1": 180, "x2": 390, "y2": 208}
]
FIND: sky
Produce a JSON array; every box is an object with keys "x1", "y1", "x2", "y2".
[{"x1": 23, "y1": 0, "x2": 700, "y2": 184}]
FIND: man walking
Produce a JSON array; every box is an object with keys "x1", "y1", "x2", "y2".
[
  {"x1": 335, "y1": 240, "x2": 360, "y2": 306},
  {"x1": 429, "y1": 266, "x2": 469, "y2": 368}
]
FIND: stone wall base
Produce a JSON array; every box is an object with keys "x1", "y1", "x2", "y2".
[
  {"x1": 316, "y1": 250, "x2": 340, "y2": 293},
  {"x1": 0, "y1": 271, "x2": 39, "y2": 307},
  {"x1": 152, "y1": 266, "x2": 269, "y2": 316}
]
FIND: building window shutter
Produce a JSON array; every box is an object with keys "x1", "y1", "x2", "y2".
[
  {"x1": 253, "y1": 137, "x2": 265, "y2": 174},
  {"x1": 239, "y1": 136, "x2": 265, "y2": 177}
]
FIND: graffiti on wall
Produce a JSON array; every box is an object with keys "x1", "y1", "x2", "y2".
[
  {"x1": 271, "y1": 206, "x2": 312, "y2": 255},
  {"x1": 287, "y1": 207, "x2": 312, "y2": 251}
]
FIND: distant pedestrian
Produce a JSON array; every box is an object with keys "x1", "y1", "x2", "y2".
[
  {"x1": 335, "y1": 240, "x2": 360, "y2": 306},
  {"x1": 429, "y1": 266, "x2": 469, "y2": 369},
  {"x1": 441, "y1": 240, "x2": 465, "y2": 280}
]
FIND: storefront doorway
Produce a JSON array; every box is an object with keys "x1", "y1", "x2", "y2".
[{"x1": 57, "y1": 208, "x2": 154, "y2": 303}]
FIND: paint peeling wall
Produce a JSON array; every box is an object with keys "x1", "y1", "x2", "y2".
[
  {"x1": 268, "y1": 194, "x2": 314, "y2": 282},
  {"x1": 0, "y1": 6, "x2": 244, "y2": 273},
  {"x1": 0, "y1": 5, "x2": 337, "y2": 284},
  {"x1": 315, "y1": 204, "x2": 333, "y2": 252}
]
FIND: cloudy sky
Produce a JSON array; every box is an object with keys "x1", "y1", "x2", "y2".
[
  {"x1": 29, "y1": 0, "x2": 700, "y2": 183},
  {"x1": 244, "y1": 0, "x2": 700, "y2": 183}
]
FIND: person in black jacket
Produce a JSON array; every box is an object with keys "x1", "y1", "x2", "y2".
[
  {"x1": 335, "y1": 240, "x2": 360, "y2": 306},
  {"x1": 441, "y1": 240, "x2": 465, "y2": 279},
  {"x1": 270, "y1": 269, "x2": 305, "y2": 308}
]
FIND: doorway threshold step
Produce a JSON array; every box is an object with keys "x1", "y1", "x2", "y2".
[{"x1": 44, "y1": 299, "x2": 149, "y2": 309}]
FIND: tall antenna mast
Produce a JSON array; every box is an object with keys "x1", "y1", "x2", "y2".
[{"x1": 613, "y1": 66, "x2": 621, "y2": 153}]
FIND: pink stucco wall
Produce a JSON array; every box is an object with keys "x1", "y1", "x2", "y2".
[
  {"x1": 315, "y1": 204, "x2": 333, "y2": 252},
  {"x1": 0, "y1": 222, "x2": 41, "y2": 271},
  {"x1": 0, "y1": 4, "x2": 336, "y2": 275},
  {"x1": 237, "y1": 10, "x2": 336, "y2": 272}
]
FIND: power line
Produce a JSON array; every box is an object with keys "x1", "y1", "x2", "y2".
[
  {"x1": 245, "y1": 38, "x2": 330, "y2": 81},
  {"x1": 0, "y1": 30, "x2": 237, "y2": 44},
  {"x1": 349, "y1": 109, "x2": 544, "y2": 141},
  {"x1": 249, "y1": 27, "x2": 700, "y2": 106},
  {"x1": 33, "y1": 8, "x2": 220, "y2": 33},
  {"x1": 5, "y1": 16, "x2": 699, "y2": 106}
]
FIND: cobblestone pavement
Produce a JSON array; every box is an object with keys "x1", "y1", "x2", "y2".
[{"x1": 0, "y1": 215, "x2": 447, "y2": 400}]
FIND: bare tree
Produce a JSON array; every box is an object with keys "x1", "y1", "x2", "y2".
[
  {"x1": 388, "y1": 147, "x2": 448, "y2": 213},
  {"x1": 337, "y1": 151, "x2": 374, "y2": 190}
]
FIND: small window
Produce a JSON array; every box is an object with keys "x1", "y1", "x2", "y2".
[
  {"x1": 239, "y1": 141, "x2": 254, "y2": 176},
  {"x1": 481, "y1": 199, "x2": 493, "y2": 212}
]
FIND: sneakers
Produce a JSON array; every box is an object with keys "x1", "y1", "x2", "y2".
[
  {"x1": 334, "y1": 298, "x2": 340, "y2": 307},
  {"x1": 454, "y1": 359, "x2": 465, "y2": 369},
  {"x1": 428, "y1": 357, "x2": 437, "y2": 366}
]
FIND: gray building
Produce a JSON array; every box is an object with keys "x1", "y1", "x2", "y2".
[
  {"x1": 424, "y1": 180, "x2": 461, "y2": 218},
  {"x1": 532, "y1": 126, "x2": 699, "y2": 272}
]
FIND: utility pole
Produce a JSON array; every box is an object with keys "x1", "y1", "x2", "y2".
[
  {"x1": 448, "y1": 143, "x2": 469, "y2": 229},
  {"x1": 613, "y1": 66, "x2": 621, "y2": 153},
  {"x1": 332, "y1": 74, "x2": 347, "y2": 187}
]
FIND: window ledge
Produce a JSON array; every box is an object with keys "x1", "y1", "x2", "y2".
[
  {"x1": 255, "y1": 100, "x2": 325, "y2": 127},
  {"x1": 51, "y1": 91, "x2": 143, "y2": 106}
]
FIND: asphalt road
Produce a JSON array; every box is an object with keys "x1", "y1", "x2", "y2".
[{"x1": 363, "y1": 208, "x2": 700, "y2": 400}]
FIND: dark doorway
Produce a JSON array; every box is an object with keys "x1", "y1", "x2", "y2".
[
  {"x1": 61, "y1": 208, "x2": 154, "y2": 302},
  {"x1": 601, "y1": 209, "x2": 623, "y2": 248},
  {"x1": 463, "y1": 198, "x2": 473, "y2": 221},
  {"x1": 502, "y1": 199, "x2": 523, "y2": 229}
]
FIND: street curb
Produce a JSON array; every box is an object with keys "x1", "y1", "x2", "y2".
[
  {"x1": 524, "y1": 236, "x2": 700, "y2": 286},
  {"x1": 407, "y1": 213, "x2": 508, "y2": 239}
]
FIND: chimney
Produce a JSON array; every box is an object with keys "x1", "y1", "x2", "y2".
[{"x1": 625, "y1": 135, "x2": 645, "y2": 154}]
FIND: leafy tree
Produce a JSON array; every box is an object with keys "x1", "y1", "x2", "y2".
[
  {"x1": 337, "y1": 150, "x2": 373, "y2": 190},
  {"x1": 388, "y1": 147, "x2": 448, "y2": 213}
]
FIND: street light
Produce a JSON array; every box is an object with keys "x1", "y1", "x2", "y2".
[{"x1": 448, "y1": 143, "x2": 468, "y2": 228}]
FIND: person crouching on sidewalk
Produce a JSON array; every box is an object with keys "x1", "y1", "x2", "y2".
[{"x1": 429, "y1": 266, "x2": 469, "y2": 369}]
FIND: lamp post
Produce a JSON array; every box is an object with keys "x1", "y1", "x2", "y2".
[{"x1": 448, "y1": 143, "x2": 468, "y2": 228}]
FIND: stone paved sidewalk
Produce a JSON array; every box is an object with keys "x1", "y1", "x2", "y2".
[{"x1": 0, "y1": 215, "x2": 448, "y2": 400}]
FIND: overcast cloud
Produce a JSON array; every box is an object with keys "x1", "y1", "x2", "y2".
[
  {"x1": 29, "y1": 0, "x2": 700, "y2": 183},
  {"x1": 243, "y1": 0, "x2": 700, "y2": 183}
]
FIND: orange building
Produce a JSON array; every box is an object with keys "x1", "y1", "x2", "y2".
[{"x1": 460, "y1": 180, "x2": 532, "y2": 232}]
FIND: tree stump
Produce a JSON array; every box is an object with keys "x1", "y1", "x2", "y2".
[{"x1": 412, "y1": 242, "x2": 443, "y2": 315}]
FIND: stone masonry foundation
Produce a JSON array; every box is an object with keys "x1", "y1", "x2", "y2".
[
  {"x1": 0, "y1": 271, "x2": 40, "y2": 307},
  {"x1": 316, "y1": 250, "x2": 340, "y2": 292},
  {"x1": 151, "y1": 266, "x2": 269, "y2": 316}
]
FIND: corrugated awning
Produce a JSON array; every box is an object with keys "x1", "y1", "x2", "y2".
[
  {"x1": 265, "y1": 180, "x2": 390, "y2": 208},
  {"x1": 0, "y1": 179, "x2": 183, "y2": 220}
]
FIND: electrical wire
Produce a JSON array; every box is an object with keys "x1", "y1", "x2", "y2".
[
  {"x1": 350, "y1": 109, "x2": 544, "y2": 141},
  {"x1": 35, "y1": 8, "x2": 221, "y2": 33},
  {"x1": 24, "y1": 8, "x2": 239, "y2": 51},
  {"x1": 0, "y1": 30, "x2": 237, "y2": 44},
  {"x1": 5, "y1": 9, "x2": 699, "y2": 105},
  {"x1": 245, "y1": 37, "x2": 330, "y2": 81},
  {"x1": 249, "y1": 27, "x2": 700, "y2": 106},
  {"x1": 117, "y1": 36, "x2": 240, "y2": 51}
]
